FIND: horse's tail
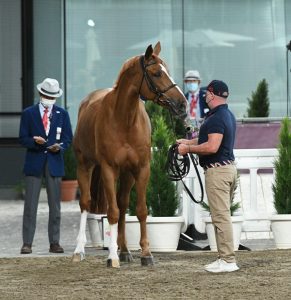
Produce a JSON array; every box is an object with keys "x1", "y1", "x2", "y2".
[{"x1": 90, "y1": 165, "x2": 107, "y2": 214}]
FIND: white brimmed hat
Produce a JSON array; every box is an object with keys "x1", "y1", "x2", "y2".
[
  {"x1": 184, "y1": 70, "x2": 201, "y2": 81},
  {"x1": 37, "y1": 78, "x2": 63, "y2": 98}
]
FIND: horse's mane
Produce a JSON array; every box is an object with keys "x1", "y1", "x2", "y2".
[{"x1": 113, "y1": 55, "x2": 139, "y2": 89}]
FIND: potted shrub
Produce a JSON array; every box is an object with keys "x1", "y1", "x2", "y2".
[
  {"x1": 146, "y1": 114, "x2": 184, "y2": 251},
  {"x1": 126, "y1": 112, "x2": 184, "y2": 252},
  {"x1": 270, "y1": 117, "x2": 291, "y2": 248},
  {"x1": 202, "y1": 172, "x2": 244, "y2": 251},
  {"x1": 61, "y1": 144, "x2": 78, "y2": 201},
  {"x1": 147, "y1": 114, "x2": 179, "y2": 217}
]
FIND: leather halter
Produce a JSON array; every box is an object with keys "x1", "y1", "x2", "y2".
[{"x1": 139, "y1": 55, "x2": 177, "y2": 107}]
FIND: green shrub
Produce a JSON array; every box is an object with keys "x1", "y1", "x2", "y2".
[
  {"x1": 63, "y1": 145, "x2": 77, "y2": 180},
  {"x1": 147, "y1": 115, "x2": 178, "y2": 216},
  {"x1": 145, "y1": 101, "x2": 185, "y2": 138},
  {"x1": 247, "y1": 79, "x2": 270, "y2": 117},
  {"x1": 129, "y1": 103, "x2": 180, "y2": 216},
  {"x1": 272, "y1": 117, "x2": 291, "y2": 214}
]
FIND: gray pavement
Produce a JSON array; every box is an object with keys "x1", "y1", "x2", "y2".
[
  {"x1": 0, "y1": 199, "x2": 276, "y2": 258},
  {"x1": 0, "y1": 199, "x2": 107, "y2": 258}
]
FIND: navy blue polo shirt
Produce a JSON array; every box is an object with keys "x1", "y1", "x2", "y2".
[{"x1": 198, "y1": 104, "x2": 236, "y2": 168}]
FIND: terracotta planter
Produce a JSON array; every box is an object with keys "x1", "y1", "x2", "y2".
[{"x1": 60, "y1": 180, "x2": 78, "y2": 201}]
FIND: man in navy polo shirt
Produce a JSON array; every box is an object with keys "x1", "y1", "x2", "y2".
[{"x1": 177, "y1": 80, "x2": 239, "y2": 273}]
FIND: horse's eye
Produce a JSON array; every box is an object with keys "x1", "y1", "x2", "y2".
[{"x1": 153, "y1": 71, "x2": 162, "y2": 78}]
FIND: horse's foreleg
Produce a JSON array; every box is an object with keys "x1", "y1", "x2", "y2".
[
  {"x1": 72, "y1": 162, "x2": 94, "y2": 262},
  {"x1": 72, "y1": 211, "x2": 87, "y2": 262},
  {"x1": 135, "y1": 165, "x2": 154, "y2": 266},
  {"x1": 117, "y1": 173, "x2": 134, "y2": 263},
  {"x1": 101, "y1": 164, "x2": 120, "y2": 268}
]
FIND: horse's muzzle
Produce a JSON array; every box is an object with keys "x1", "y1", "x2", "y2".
[
  {"x1": 178, "y1": 111, "x2": 188, "y2": 121},
  {"x1": 171, "y1": 101, "x2": 187, "y2": 121}
]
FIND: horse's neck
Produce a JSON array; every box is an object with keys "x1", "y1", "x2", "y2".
[{"x1": 114, "y1": 69, "x2": 143, "y2": 126}]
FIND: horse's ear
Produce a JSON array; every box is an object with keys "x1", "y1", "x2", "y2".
[
  {"x1": 145, "y1": 44, "x2": 153, "y2": 60},
  {"x1": 153, "y1": 41, "x2": 161, "y2": 56}
]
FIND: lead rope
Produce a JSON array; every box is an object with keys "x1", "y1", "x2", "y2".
[{"x1": 166, "y1": 115, "x2": 204, "y2": 204}]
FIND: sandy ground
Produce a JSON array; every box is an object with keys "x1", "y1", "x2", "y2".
[{"x1": 0, "y1": 249, "x2": 291, "y2": 300}]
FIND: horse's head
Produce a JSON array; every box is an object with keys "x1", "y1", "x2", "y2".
[{"x1": 139, "y1": 42, "x2": 187, "y2": 120}]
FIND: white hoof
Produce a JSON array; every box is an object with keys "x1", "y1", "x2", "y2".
[
  {"x1": 107, "y1": 258, "x2": 120, "y2": 268},
  {"x1": 72, "y1": 252, "x2": 85, "y2": 263}
]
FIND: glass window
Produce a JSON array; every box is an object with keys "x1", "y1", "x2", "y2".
[
  {"x1": 0, "y1": 0, "x2": 21, "y2": 137},
  {"x1": 66, "y1": 0, "x2": 183, "y2": 129},
  {"x1": 65, "y1": 0, "x2": 290, "y2": 130},
  {"x1": 33, "y1": 0, "x2": 64, "y2": 107},
  {"x1": 184, "y1": 0, "x2": 287, "y2": 118},
  {"x1": 0, "y1": 0, "x2": 21, "y2": 113}
]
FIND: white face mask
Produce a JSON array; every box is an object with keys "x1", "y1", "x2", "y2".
[
  {"x1": 40, "y1": 97, "x2": 56, "y2": 107},
  {"x1": 186, "y1": 82, "x2": 199, "y2": 93}
]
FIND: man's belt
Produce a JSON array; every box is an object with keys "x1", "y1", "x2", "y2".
[{"x1": 203, "y1": 160, "x2": 235, "y2": 171}]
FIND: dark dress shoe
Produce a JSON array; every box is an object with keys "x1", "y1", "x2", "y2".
[
  {"x1": 21, "y1": 244, "x2": 32, "y2": 254},
  {"x1": 49, "y1": 243, "x2": 64, "y2": 253}
]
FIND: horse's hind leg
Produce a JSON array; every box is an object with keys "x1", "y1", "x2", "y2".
[
  {"x1": 117, "y1": 172, "x2": 135, "y2": 263},
  {"x1": 135, "y1": 165, "x2": 154, "y2": 266},
  {"x1": 72, "y1": 158, "x2": 94, "y2": 263}
]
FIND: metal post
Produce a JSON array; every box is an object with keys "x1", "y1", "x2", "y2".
[{"x1": 286, "y1": 41, "x2": 291, "y2": 117}]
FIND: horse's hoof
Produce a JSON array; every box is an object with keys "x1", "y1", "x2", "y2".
[
  {"x1": 107, "y1": 258, "x2": 120, "y2": 268},
  {"x1": 141, "y1": 256, "x2": 154, "y2": 266},
  {"x1": 119, "y1": 251, "x2": 133, "y2": 263},
  {"x1": 72, "y1": 252, "x2": 85, "y2": 263}
]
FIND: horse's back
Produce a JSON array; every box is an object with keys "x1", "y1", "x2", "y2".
[
  {"x1": 79, "y1": 88, "x2": 112, "y2": 112},
  {"x1": 74, "y1": 88, "x2": 112, "y2": 154}
]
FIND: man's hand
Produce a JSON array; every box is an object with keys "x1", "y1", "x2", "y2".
[
  {"x1": 33, "y1": 136, "x2": 46, "y2": 144},
  {"x1": 177, "y1": 143, "x2": 189, "y2": 156},
  {"x1": 176, "y1": 138, "x2": 190, "y2": 145},
  {"x1": 47, "y1": 143, "x2": 63, "y2": 152}
]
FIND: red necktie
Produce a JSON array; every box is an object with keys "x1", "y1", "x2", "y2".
[
  {"x1": 190, "y1": 94, "x2": 197, "y2": 118},
  {"x1": 42, "y1": 107, "x2": 49, "y2": 131}
]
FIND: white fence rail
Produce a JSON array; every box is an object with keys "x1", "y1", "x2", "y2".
[{"x1": 180, "y1": 148, "x2": 278, "y2": 239}]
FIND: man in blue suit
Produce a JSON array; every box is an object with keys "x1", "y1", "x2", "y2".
[{"x1": 19, "y1": 78, "x2": 73, "y2": 254}]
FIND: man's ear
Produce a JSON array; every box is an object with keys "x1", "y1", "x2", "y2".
[{"x1": 153, "y1": 41, "x2": 161, "y2": 55}]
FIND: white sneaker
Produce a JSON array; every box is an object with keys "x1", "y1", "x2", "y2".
[
  {"x1": 205, "y1": 259, "x2": 239, "y2": 273},
  {"x1": 204, "y1": 259, "x2": 221, "y2": 271}
]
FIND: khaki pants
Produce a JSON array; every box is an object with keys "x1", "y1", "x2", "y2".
[{"x1": 205, "y1": 164, "x2": 237, "y2": 263}]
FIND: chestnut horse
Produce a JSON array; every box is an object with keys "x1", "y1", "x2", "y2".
[{"x1": 72, "y1": 42, "x2": 187, "y2": 267}]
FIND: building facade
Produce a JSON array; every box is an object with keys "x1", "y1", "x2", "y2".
[{"x1": 0, "y1": 0, "x2": 291, "y2": 195}]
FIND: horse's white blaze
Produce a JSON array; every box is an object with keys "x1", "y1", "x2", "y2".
[
  {"x1": 160, "y1": 63, "x2": 185, "y2": 97},
  {"x1": 108, "y1": 223, "x2": 119, "y2": 260},
  {"x1": 160, "y1": 64, "x2": 175, "y2": 84},
  {"x1": 74, "y1": 210, "x2": 88, "y2": 254},
  {"x1": 175, "y1": 85, "x2": 184, "y2": 95}
]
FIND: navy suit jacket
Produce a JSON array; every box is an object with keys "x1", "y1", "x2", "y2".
[
  {"x1": 185, "y1": 88, "x2": 208, "y2": 118},
  {"x1": 19, "y1": 104, "x2": 73, "y2": 177}
]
